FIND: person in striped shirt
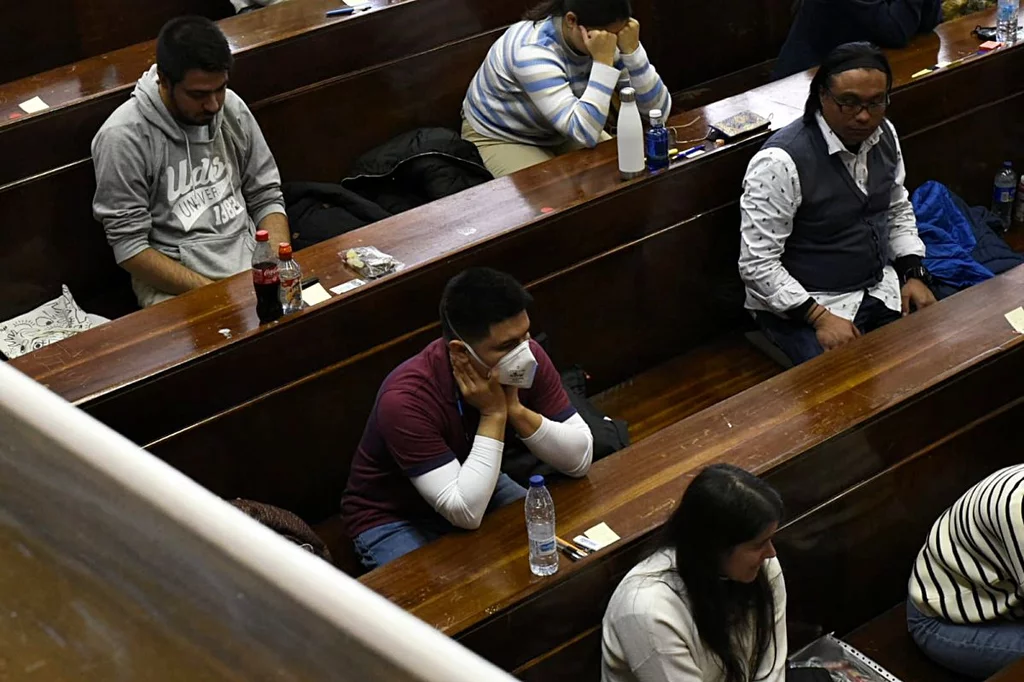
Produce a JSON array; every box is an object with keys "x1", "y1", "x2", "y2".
[
  {"x1": 462, "y1": 0, "x2": 671, "y2": 178},
  {"x1": 908, "y1": 464, "x2": 1024, "y2": 678}
]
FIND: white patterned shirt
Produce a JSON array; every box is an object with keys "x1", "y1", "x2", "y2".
[{"x1": 738, "y1": 113, "x2": 925, "y2": 321}]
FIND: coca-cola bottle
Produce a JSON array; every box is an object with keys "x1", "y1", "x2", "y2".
[{"x1": 252, "y1": 230, "x2": 282, "y2": 323}]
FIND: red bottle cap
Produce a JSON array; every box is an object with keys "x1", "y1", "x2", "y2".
[
  {"x1": 279, "y1": 243, "x2": 293, "y2": 259},
  {"x1": 255, "y1": 230, "x2": 270, "y2": 242}
]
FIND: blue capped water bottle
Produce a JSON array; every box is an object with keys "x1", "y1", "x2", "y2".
[
  {"x1": 525, "y1": 475, "x2": 558, "y2": 576},
  {"x1": 646, "y1": 109, "x2": 670, "y2": 172}
]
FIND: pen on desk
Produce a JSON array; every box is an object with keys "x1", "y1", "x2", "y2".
[
  {"x1": 556, "y1": 537, "x2": 588, "y2": 558},
  {"x1": 326, "y1": 7, "x2": 355, "y2": 16},
  {"x1": 557, "y1": 544, "x2": 584, "y2": 562}
]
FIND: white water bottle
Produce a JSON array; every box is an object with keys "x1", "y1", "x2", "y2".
[
  {"x1": 617, "y1": 87, "x2": 645, "y2": 180},
  {"x1": 525, "y1": 475, "x2": 558, "y2": 576}
]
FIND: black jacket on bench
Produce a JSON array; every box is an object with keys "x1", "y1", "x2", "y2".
[{"x1": 773, "y1": 0, "x2": 943, "y2": 80}]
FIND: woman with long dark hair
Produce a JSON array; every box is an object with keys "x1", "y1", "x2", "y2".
[
  {"x1": 602, "y1": 464, "x2": 787, "y2": 682},
  {"x1": 461, "y1": 0, "x2": 671, "y2": 178}
]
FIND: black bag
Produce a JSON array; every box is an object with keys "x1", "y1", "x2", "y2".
[
  {"x1": 501, "y1": 364, "x2": 630, "y2": 487},
  {"x1": 282, "y1": 181, "x2": 392, "y2": 251}
]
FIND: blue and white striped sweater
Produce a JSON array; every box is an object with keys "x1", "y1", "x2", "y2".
[{"x1": 463, "y1": 18, "x2": 671, "y2": 148}]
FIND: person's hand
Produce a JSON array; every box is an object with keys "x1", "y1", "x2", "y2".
[
  {"x1": 901, "y1": 279, "x2": 937, "y2": 317},
  {"x1": 812, "y1": 309, "x2": 861, "y2": 352},
  {"x1": 581, "y1": 26, "x2": 618, "y2": 66},
  {"x1": 616, "y1": 18, "x2": 640, "y2": 55},
  {"x1": 451, "y1": 351, "x2": 506, "y2": 418},
  {"x1": 504, "y1": 385, "x2": 524, "y2": 420}
]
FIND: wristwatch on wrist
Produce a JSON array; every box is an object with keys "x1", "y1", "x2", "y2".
[{"x1": 900, "y1": 264, "x2": 932, "y2": 287}]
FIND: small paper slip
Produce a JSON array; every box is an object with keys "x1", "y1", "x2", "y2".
[
  {"x1": 301, "y1": 283, "x2": 332, "y2": 306},
  {"x1": 19, "y1": 96, "x2": 49, "y2": 114},
  {"x1": 343, "y1": 0, "x2": 369, "y2": 5},
  {"x1": 582, "y1": 522, "x2": 621, "y2": 550},
  {"x1": 1004, "y1": 307, "x2": 1024, "y2": 334},
  {"x1": 330, "y1": 278, "x2": 367, "y2": 295}
]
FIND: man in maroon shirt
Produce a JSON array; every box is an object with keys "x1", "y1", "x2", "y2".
[{"x1": 342, "y1": 268, "x2": 594, "y2": 570}]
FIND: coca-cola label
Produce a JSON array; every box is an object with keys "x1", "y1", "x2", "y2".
[{"x1": 253, "y1": 265, "x2": 280, "y2": 285}]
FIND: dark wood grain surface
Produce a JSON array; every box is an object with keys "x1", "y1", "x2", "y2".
[
  {"x1": 360, "y1": 263, "x2": 1024, "y2": 639},
  {"x1": 0, "y1": 0, "x2": 234, "y2": 86},
  {"x1": 12, "y1": 9, "x2": 1018, "y2": 432}
]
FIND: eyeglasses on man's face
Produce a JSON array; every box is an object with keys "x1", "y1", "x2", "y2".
[{"x1": 825, "y1": 89, "x2": 890, "y2": 116}]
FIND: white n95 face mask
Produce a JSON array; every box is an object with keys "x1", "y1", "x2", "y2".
[
  {"x1": 464, "y1": 339, "x2": 539, "y2": 389},
  {"x1": 492, "y1": 339, "x2": 539, "y2": 389}
]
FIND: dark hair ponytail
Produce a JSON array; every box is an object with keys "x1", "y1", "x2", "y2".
[
  {"x1": 667, "y1": 464, "x2": 783, "y2": 682},
  {"x1": 523, "y1": 0, "x2": 632, "y2": 26},
  {"x1": 804, "y1": 41, "x2": 893, "y2": 124}
]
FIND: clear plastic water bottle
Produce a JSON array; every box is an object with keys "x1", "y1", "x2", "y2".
[
  {"x1": 1014, "y1": 174, "x2": 1024, "y2": 227},
  {"x1": 997, "y1": 0, "x2": 1019, "y2": 44},
  {"x1": 278, "y1": 243, "x2": 303, "y2": 315},
  {"x1": 525, "y1": 475, "x2": 558, "y2": 577},
  {"x1": 616, "y1": 87, "x2": 645, "y2": 180},
  {"x1": 992, "y1": 161, "x2": 1018, "y2": 232},
  {"x1": 646, "y1": 109, "x2": 670, "y2": 172}
]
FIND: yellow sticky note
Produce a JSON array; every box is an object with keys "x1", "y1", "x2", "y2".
[
  {"x1": 584, "y1": 522, "x2": 621, "y2": 549},
  {"x1": 1005, "y1": 307, "x2": 1024, "y2": 333},
  {"x1": 301, "y1": 282, "x2": 332, "y2": 306}
]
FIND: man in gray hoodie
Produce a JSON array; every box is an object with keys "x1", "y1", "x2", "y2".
[{"x1": 92, "y1": 16, "x2": 290, "y2": 308}]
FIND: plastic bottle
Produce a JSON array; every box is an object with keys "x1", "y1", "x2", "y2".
[
  {"x1": 252, "y1": 230, "x2": 282, "y2": 323},
  {"x1": 646, "y1": 108, "x2": 670, "y2": 172},
  {"x1": 278, "y1": 243, "x2": 303, "y2": 315},
  {"x1": 1014, "y1": 174, "x2": 1024, "y2": 227},
  {"x1": 616, "y1": 87, "x2": 645, "y2": 180},
  {"x1": 525, "y1": 475, "x2": 558, "y2": 577},
  {"x1": 997, "y1": 0, "x2": 1019, "y2": 44},
  {"x1": 992, "y1": 161, "x2": 1018, "y2": 232}
]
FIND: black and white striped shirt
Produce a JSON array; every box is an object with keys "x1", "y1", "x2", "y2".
[{"x1": 909, "y1": 465, "x2": 1024, "y2": 624}]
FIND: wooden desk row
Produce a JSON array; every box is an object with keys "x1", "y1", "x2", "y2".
[
  {"x1": 359, "y1": 265, "x2": 1024, "y2": 680},
  {"x1": 0, "y1": 0, "x2": 793, "y2": 186},
  {"x1": 0, "y1": 0, "x2": 808, "y2": 325},
  {"x1": 0, "y1": 0, "x2": 234, "y2": 86},
  {"x1": 14, "y1": 9, "x2": 1018, "y2": 453}
]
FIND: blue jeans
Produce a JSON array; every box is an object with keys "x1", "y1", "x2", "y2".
[
  {"x1": 754, "y1": 294, "x2": 900, "y2": 366},
  {"x1": 907, "y1": 601, "x2": 1024, "y2": 679},
  {"x1": 353, "y1": 473, "x2": 527, "y2": 570}
]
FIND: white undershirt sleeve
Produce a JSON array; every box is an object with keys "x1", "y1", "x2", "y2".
[
  {"x1": 521, "y1": 412, "x2": 593, "y2": 478},
  {"x1": 409, "y1": 435, "x2": 502, "y2": 530}
]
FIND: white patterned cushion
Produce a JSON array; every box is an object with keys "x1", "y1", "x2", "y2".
[{"x1": 0, "y1": 285, "x2": 109, "y2": 360}]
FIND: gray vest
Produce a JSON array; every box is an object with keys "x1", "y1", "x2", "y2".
[{"x1": 762, "y1": 118, "x2": 898, "y2": 293}]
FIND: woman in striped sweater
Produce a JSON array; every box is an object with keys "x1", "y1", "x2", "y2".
[
  {"x1": 461, "y1": 0, "x2": 671, "y2": 178},
  {"x1": 908, "y1": 464, "x2": 1024, "y2": 679}
]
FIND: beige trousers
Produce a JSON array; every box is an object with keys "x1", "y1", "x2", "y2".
[{"x1": 461, "y1": 119, "x2": 611, "y2": 178}]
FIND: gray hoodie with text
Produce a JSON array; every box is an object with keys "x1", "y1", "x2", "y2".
[{"x1": 91, "y1": 66, "x2": 286, "y2": 307}]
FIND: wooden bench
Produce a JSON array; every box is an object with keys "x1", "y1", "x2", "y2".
[
  {"x1": 845, "y1": 606, "x2": 969, "y2": 682},
  {"x1": 987, "y1": 657, "x2": 1024, "y2": 681},
  {"x1": 0, "y1": 1, "x2": 234, "y2": 85},
  {"x1": 356, "y1": 264, "x2": 1024, "y2": 680}
]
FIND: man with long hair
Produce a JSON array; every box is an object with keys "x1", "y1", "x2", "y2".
[{"x1": 738, "y1": 42, "x2": 936, "y2": 366}]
